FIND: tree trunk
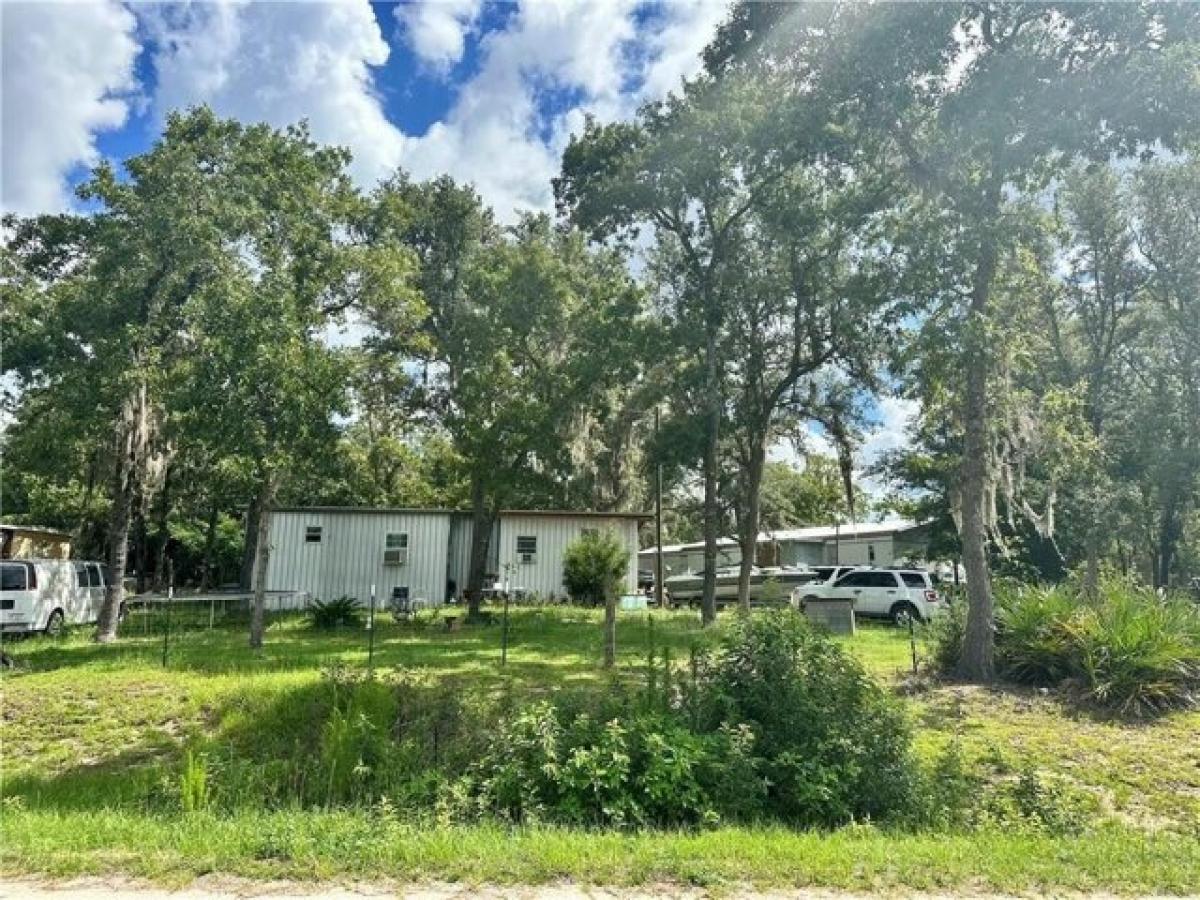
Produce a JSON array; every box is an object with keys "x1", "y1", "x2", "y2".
[
  {"x1": 1156, "y1": 496, "x2": 1183, "y2": 589},
  {"x1": 151, "y1": 467, "x2": 173, "y2": 593},
  {"x1": 133, "y1": 507, "x2": 149, "y2": 594},
  {"x1": 957, "y1": 229, "x2": 999, "y2": 683},
  {"x1": 95, "y1": 386, "x2": 147, "y2": 644},
  {"x1": 700, "y1": 321, "x2": 721, "y2": 627},
  {"x1": 603, "y1": 587, "x2": 617, "y2": 667},
  {"x1": 249, "y1": 471, "x2": 278, "y2": 650},
  {"x1": 465, "y1": 474, "x2": 495, "y2": 620},
  {"x1": 736, "y1": 437, "x2": 767, "y2": 613},
  {"x1": 199, "y1": 504, "x2": 219, "y2": 592},
  {"x1": 239, "y1": 496, "x2": 260, "y2": 591}
]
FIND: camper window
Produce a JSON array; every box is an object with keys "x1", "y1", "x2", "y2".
[{"x1": 1, "y1": 563, "x2": 27, "y2": 591}]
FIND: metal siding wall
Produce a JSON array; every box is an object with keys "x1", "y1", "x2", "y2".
[
  {"x1": 267, "y1": 511, "x2": 451, "y2": 607},
  {"x1": 498, "y1": 515, "x2": 641, "y2": 599},
  {"x1": 447, "y1": 516, "x2": 501, "y2": 598}
]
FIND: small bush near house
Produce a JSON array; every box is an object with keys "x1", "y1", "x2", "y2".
[
  {"x1": 309, "y1": 596, "x2": 364, "y2": 629},
  {"x1": 562, "y1": 530, "x2": 629, "y2": 607}
]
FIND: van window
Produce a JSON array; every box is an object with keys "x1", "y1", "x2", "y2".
[
  {"x1": 1, "y1": 563, "x2": 27, "y2": 591},
  {"x1": 75, "y1": 563, "x2": 89, "y2": 588},
  {"x1": 88, "y1": 564, "x2": 105, "y2": 587}
]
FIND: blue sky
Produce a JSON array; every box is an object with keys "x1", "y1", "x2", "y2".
[{"x1": 2, "y1": 0, "x2": 731, "y2": 220}]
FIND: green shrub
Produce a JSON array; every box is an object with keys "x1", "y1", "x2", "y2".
[
  {"x1": 684, "y1": 610, "x2": 917, "y2": 827},
  {"x1": 562, "y1": 530, "x2": 629, "y2": 606},
  {"x1": 309, "y1": 595, "x2": 364, "y2": 629},
  {"x1": 925, "y1": 597, "x2": 966, "y2": 673}
]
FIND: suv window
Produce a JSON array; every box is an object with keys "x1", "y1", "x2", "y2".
[
  {"x1": 837, "y1": 571, "x2": 897, "y2": 588},
  {"x1": 900, "y1": 571, "x2": 929, "y2": 588},
  {"x1": 1, "y1": 563, "x2": 28, "y2": 591}
]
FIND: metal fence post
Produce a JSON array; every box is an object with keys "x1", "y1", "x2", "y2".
[
  {"x1": 500, "y1": 591, "x2": 510, "y2": 667},
  {"x1": 162, "y1": 560, "x2": 174, "y2": 668},
  {"x1": 367, "y1": 583, "x2": 377, "y2": 672}
]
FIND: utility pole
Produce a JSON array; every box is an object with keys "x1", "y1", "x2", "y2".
[{"x1": 654, "y1": 406, "x2": 665, "y2": 610}]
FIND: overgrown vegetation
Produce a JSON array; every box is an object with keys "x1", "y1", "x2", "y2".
[
  {"x1": 930, "y1": 580, "x2": 1200, "y2": 716},
  {"x1": 2, "y1": 607, "x2": 1198, "y2": 889}
]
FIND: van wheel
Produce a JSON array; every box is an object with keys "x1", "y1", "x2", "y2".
[
  {"x1": 44, "y1": 609, "x2": 65, "y2": 637},
  {"x1": 890, "y1": 602, "x2": 920, "y2": 627}
]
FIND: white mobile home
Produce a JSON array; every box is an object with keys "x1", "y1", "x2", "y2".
[{"x1": 267, "y1": 508, "x2": 648, "y2": 606}]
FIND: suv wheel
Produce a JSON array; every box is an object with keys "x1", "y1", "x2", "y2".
[{"x1": 890, "y1": 601, "x2": 920, "y2": 627}]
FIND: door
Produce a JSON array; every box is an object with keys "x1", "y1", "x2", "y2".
[
  {"x1": 87, "y1": 563, "x2": 107, "y2": 622},
  {"x1": 70, "y1": 563, "x2": 92, "y2": 624},
  {"x1": 832, "y1": 570, "x2": 899, "y2": 616}
]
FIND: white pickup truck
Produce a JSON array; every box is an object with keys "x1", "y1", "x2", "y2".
[{"x1": 794, "y1": 567, "x2": 944, "y2": 626}]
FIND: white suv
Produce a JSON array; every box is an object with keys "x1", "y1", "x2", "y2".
[{"x1": 796, "y1": 568, "x2": 943, "y2": 625}]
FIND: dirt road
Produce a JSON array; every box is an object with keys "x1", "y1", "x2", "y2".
[{"x1": 0, "y1": 878, "x2": 1188, "y2": 900}]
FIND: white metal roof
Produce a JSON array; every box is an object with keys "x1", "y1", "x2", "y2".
[{"x1": 637, "y1": 519, "x2": 926, "y2": 556}]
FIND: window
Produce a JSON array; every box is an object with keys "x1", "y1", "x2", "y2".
[
  {"x1": 305, "y1": 526, "x2": 322, "y2": 544},
  {"x1": 580, "y1": 527, "x2": 599, "y2": 538},
  {"x1": 900, "y1": 572, "x2": 929, "y2": 588},
  {"x1": 516, "y1": 535, "x2": 537, "y2": 563},
  {"x1": 867, "y1": 543, "x2": 876, "y2": 564},
  {"x1": 87, "y1": 564, "x2": 104, "y2": 587},
  {"x1": 75, "y1": 563, "x2": 89, "y2": 588},
  {"x1": 836, "y1": 571, "x2": 897, "y2": 588},
  {"x1": 1, "y1": 563, "x2": 27, "y2": 592},
  {"x1": 383, "y1": 533, "x2": 409, "y2": 566}
]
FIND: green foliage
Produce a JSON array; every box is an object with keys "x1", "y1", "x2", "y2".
[
  {"x1": 308, "y1": 597, "x2": 364, "y2": 630},
  {"x1": 685, "y1": 611, "x2": 917, "y2": 827},
  {"x1": 934, "y1": 580, "x2": 1200, "y2": 716},
  {"x1": 562, "y1": 530, "x2": 630, "y2": 606}
]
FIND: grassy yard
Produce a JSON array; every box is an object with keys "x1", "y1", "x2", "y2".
[{"x1": 2, "y1": 606, "x2": 1199, "y2": 893}]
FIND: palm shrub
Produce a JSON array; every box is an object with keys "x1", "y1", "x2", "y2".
[
  {"x1": 309, "y1": 595, "x2": 363, "y2": 629},
  {"x1": 1066, "y1": 585, "x2": 1200, "y2": 716},
  {"x1": 995, "y1": 584, "x2": 1078, "y2": 684},
  {"x1": 942, "y1": 578, "x2": 1200, "y2": 716}
]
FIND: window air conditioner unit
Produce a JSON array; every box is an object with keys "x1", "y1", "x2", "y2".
[
  {"x1": 383, "y1": 548, "x2": 409, "y2": 566},
  {"x1": 520, "y1": 552, "x2": 536, "y2": 565}
]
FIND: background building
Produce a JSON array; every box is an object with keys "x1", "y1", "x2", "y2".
[{"x1": 639, "y1": 519, "x2": 934, "y2": 575}]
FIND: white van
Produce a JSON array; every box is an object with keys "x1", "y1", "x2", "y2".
[{"x1": 0, "y1": 559, "x2": 110, "y2": 635}]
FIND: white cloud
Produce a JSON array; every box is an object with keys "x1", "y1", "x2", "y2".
[
  {"x1": 141, "y1": 0, "x2": 408, "y2": 186},
  {"x1": 399, "y1": 0, "x2": 728, "y2": 221},
  {"x1": 1, "y1": 0, "x2": 138, "y2": 215},
  {"x1": 394, "y1": 0, "x2": 483, "y2": 72},
  {"x1": 635, "y1": 0, "x2": 730, "y2": 103},
  {"x1": 860, "y1": 395, "x2": 918, "y2": 467},
  {"x1": 400, "y1": 0, "x2": 640, "y2": 219}
]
